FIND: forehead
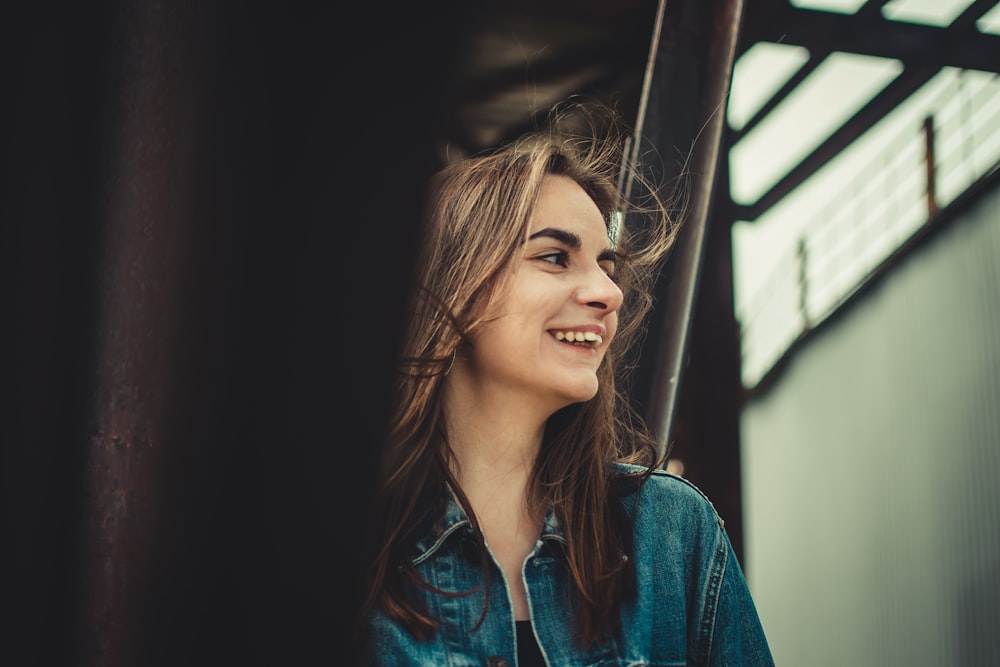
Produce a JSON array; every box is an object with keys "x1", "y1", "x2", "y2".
[{"x1": 529, "y1": 175, "x2": 608, "y2": 236}]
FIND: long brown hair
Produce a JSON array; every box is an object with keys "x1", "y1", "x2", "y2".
[{"x1": 362, "y1": 100, "x2": 680, "y2": 647}]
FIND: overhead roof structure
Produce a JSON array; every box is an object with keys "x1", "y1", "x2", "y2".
[
  {"x1": 723, "y1": 0, "x2": 1000, "y2": 222},
  {"x1": 440, "y1": 0, "x2": 1000, "y2": 216}
]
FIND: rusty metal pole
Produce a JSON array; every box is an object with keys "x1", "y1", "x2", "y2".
[
  {"x1": 6, "y1": 1, "x2": 467, "y2": 665},
  {"x1": 628, "y1": 0, "x2": 745, "y2": 461},
  {"x1": 924, "y1": 115, "x2": 938, "y2": 219},
  {"x1": 79, "y1": 2, "x2": 202, "y2": 664}
]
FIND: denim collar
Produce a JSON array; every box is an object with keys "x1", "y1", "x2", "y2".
[{"x1": 410, "y1": 484, "x2": 566, "y2": 565}]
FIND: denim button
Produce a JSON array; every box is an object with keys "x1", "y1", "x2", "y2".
[{"x1": 486, "y1": 656, "x2": 509, "y2": 667}]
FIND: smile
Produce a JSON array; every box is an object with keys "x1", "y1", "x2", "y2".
[{"x1": 552, "y1": 330, "x2": 603, "y2": 348}]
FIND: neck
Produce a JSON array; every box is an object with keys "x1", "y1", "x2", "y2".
[
  {"x1": 442, "y1": 361, "x2": 557, "y2": 475},
  {"x1": 440, "y1": 369, "x2": 553, "y2": 509},
  {"x1": 440, "y1": 369, "x2": 551, "y2": 622},
  {"x1": 445, "y1": 398, "x2": 545, "y2": 490}
]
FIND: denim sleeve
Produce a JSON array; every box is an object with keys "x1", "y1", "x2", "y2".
[
  {"x1": 622, "y1": 468, "x2": 775, "y2": 666},
  {"x1": 701, "y1": 526, "x2": 775, "y2": 667}
]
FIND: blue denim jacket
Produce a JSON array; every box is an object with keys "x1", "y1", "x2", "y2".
[{"x1": 364, "y1": 464, "x2": 774, "y2": 666}]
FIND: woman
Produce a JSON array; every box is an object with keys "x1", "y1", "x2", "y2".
[{"x1": 360, "y1": 103, "x2": 774, "y2": 666}]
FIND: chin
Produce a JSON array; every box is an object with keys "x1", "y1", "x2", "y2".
[{"x1": 556, "y1": 379, "x2": 600, "y2": 406}]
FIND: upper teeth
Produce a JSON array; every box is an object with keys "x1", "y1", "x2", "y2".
[{"x1": 554, "y1": 331, "x2": 603, "y2": 345}]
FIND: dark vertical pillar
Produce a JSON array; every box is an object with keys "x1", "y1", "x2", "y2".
[
  {"x1": 4, "y1": 1, "x2": 468, "y2": 665},
  {"x1": 72, "y1": 4, "x2": 205, "y2": 665},
  {"x1": 627, "y1": 0, "x2": 747, "y2": 558},
  {"x1": 924, "y1": 115, "x2": 938, "y2": 218}
]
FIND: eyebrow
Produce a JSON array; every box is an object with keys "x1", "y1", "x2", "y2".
[
  {"x1": 529, "y1": 227, "x2": 580, "y2": 247},
  {"x1": 529, "y1": 227, "x2": 619, "y2": 263}
]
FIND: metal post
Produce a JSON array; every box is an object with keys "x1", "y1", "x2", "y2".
[
  {"x1": 924, "y1": 115, "x2": 938, "y2": 219},
  {"x1": 6, "y1": 2, "x2": 467, "y2": 665},
  {"x1": 798, "y1": 237, "x2": 810, "y2": 333},
  {"x1": 626, "y1": 0, "x2": 746, "y2": 461}
]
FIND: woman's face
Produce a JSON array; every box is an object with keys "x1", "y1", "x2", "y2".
[{"x1": 465, "y1": 174, "x2": 624, "y2": 413}]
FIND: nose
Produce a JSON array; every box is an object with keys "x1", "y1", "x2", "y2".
[{"x1": 578, "y1": 266, "x2": 624, "y2": 313}]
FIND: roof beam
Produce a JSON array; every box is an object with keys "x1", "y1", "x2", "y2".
[{"x1": 729, "y1": 63, "x2": 937, "y2": 221}]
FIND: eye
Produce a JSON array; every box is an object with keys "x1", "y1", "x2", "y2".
[{"x1": 537, "y1": 250, "x2": 569, "y2": 267}]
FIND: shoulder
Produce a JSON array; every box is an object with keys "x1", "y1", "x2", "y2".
[{"x1": 610, "y1": 462, "x2": 726, "y2": 532}]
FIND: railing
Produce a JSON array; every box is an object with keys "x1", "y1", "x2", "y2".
[{"x1": 737, "y1": 67, "x2": 1000, "y2": 389}]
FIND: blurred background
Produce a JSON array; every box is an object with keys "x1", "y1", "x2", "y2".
[{"x1": 4, "y1": 0, "x2": 999, "y2": 665}]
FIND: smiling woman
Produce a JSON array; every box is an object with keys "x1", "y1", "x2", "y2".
[
  {"x1": 357, "y1": 100, "x2": 774, "y2": 666},
  {"x1": 461, "y1": 173, "x2": 624, "y2": 416}
]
